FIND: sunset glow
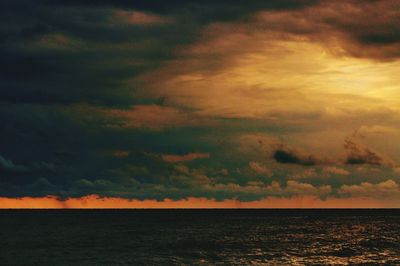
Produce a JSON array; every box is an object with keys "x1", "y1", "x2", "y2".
[{"x1": 1, "y1": 195, "x2": 398, "y2": 209}]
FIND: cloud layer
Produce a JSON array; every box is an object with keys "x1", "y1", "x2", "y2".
[{"x1": 1, "y1": 0, "x2": 400, "y2": 206}]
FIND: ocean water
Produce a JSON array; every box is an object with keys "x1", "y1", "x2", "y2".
[{"x1": 0, "y1": 210, "x2": 399, "y2": 265}]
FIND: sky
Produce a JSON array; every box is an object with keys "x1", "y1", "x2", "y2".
[{"x1": 1, "y1": 0, "x2": 400, "y2": 208}]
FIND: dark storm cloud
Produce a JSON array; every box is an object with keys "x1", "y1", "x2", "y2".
[
  {"x1": 0, "y1": 7, "x2": 176, "y2": 106},
  {"x1": 272, "y1": 145, "x2": 326, "y2": 166},
  {"x1": 0, "y1": 102, "x2": 222, "y2": 197},
  {"x1": 34, "y1": 0, "x2": 319, "y2": 18},
  {"x1": 0, "y1": 0, "x2": 319, "y2": 106},
  {"x1": 272, "y1": 138, "x2": 395, "y2": 168}
]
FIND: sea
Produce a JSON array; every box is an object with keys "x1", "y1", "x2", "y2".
[{"x1": 0, "y1": 209, "x2": 399, "y2": 265}]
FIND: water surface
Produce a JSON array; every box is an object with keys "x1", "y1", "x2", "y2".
[{"x1": 0, "y1": 209, "x2": 399, "y2": 265}]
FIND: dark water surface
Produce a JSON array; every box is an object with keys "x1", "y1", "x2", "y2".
[{"x1": 0, "y1": 209, "x2": 399, "y2": 265}]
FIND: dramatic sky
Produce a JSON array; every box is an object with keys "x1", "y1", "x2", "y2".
[{"x1": 1, "y1": 0, "x2": 400, "y2": 207}]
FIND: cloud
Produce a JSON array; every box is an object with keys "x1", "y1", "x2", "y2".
[
  {"x1": 248, "y1": 161, "x2": 273, "y2": 177},
  {"x1": 140, "y1": 38, "x2": 400, "y2": 125},
  {"x1": 0, "y1": 156, "x2": 54, "y2": 175},
  {"x1": 255, "y1": 0, "x2": 400, "y2": 60},
  {"x1": 338, "y1": 180, "x2": 400, "y2": 198},
  {"x1": 112, "y1": 150, "x2": 130, "y2": 157},
  {"x1": 31, "y1": 162, "x2": 57, "y2": 172},
  {"x1": 135, "y1": 0, "x2": 400, "y2": 125},
  {"x1": 162, "y1": 152, "x2": 210, "y2": 163},
  {"x1": 112, "y1": 10, "x2": 172, "y2": 25},
  {"x1": 0, "y1": 3, "x2": 201, "y2": 106},
  {"x1": 101, "y1": 105, "x2": 211, "y2": 130},
  {"x1": 290, "y1": 168, "x2": 317, "y2": 179},
  {"x1": 200, "y1": 180, "x2": 331, "y2": 200},
  {"x1": 272, "y1": 144, "x2": 326, "y2": 166},
  {"x1": 268, "y1": 135, "x2": 396, "y2": 169},
  {"x1": 352, "y1": 125, "x2": 397, "y2": 139},
  {"x1": 30, "y1": 33, "x2": 83, "y2": 51},
  {"x1": 322, "y1": 166, "x2": 350, "y2": 176},
  {"x1": 173, "y1": 164, "x2": 191, "y2": 175},
  {"x1": 0, "y1": 155, "x2": 27, "y2": 173},
  {"x1": 344, "y1": 138, "x2": 394, "y2": 167},
  {"x1": 285, "y1": 180, "x2": 331, "y2": 197}
]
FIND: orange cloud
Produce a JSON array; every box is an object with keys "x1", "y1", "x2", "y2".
[
  {"x1": 162, "y1": 152, "x2": 210, "y2": 163},
  {"x1": 0, "y1": 195, "x2": 399, "y2": 209}
]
